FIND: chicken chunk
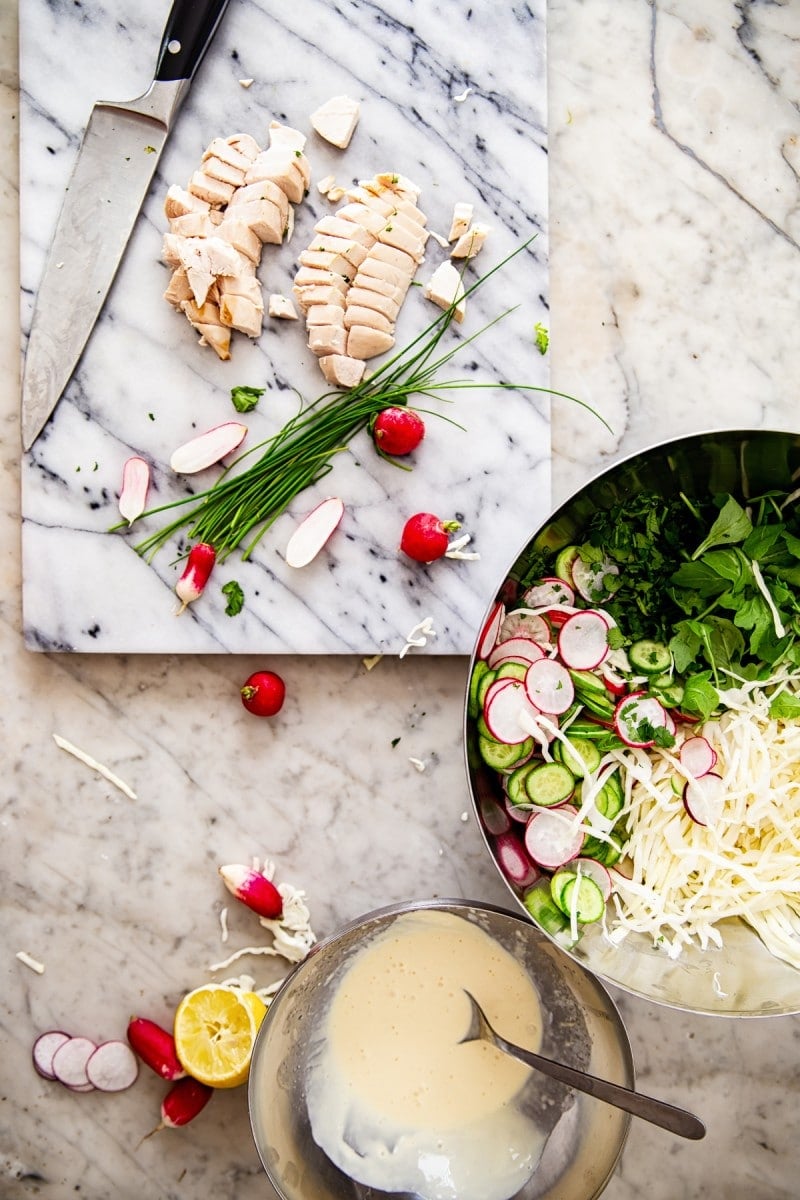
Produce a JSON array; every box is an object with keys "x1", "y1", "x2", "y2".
[
  {"x1": 423, "y1": 260, "x2": 466, "y2": 322},
  {"x1": 310, "y1": 96, "x2": 361, "y2": 149},
  {"x1": 450, "y1": 222, "x2": 490, "y2": 259},
  {"x1": 308, "y1": 324, "x2": 348, "y2": 356},
  {"x1": 164, "y1": 185, "x2": 211, "y2": 221},
  {"x1": 346, "y1": 325, "x2": 395, "y2": 359},
  {"x1": 268, "y1": 294, "x2": 299, "y2": 320},
  {"x1": 319, "y1": 354, "x2": 366, "y2": 389},
  {"x1": 188, "y1": 170, "x2": 236, "y2": 208}
]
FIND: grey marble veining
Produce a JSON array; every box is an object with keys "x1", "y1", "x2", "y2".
[
  {"x1": 5, "y1": 2, "x2": 800, "y2": 1199},
  {"x1": 19, "y1": 0, "x2": 550, "y2": 654}
]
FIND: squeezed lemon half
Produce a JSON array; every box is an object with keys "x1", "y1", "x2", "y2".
[{"x1": 174, "y1": 985, "x2": 267, "y2": 1088}]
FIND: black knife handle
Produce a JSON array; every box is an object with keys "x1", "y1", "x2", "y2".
[{"x1": 154, "y1": 0, "x2": 232, "y2": 84}]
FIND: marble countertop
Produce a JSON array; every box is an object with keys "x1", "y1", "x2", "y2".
[{"x1": 4, "y1": 2, "x2": 800, "y2": 1198}]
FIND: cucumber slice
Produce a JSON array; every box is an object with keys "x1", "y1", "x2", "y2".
[
  {"x1": 568, "y1": 669, "x2": 608, "y2": 696},
  {"x1": 478, "y1": 736, "x2": 531, "y2": 771},
  {"x1": 594, "y1": 773, "x2": 624, "y2": 820},
  {"x1": 562, "y1": 875, "x2": 606, "y2": 923},
  {"x1": 524, "y1": 761, "x2": 576, "y2": 807},
  {"x1": 523, "y1": 882, "x2": 570, "y2": 936},
  {"x1": 468, "y1": 659, "x2": 491, "y2": 718},
  {"x1": 628, "y1": 639, "x2": 672, "y2": 674},
  {"x1": 558, "y1": 736, "x2": 602, "y2": 779},
  {"x1": 476, "y1": 667, "x2": 498, "y2": 711},
  {"x1": 554, "y1": 545, "x2": 580, "y2": 583},
  {"x1": 505, "y1": 762, "x2": 536, "y2": 806},
  {"x1": 550, "y1": 868, "x2": 578, "y2": 913},
  {"x1": 651, "y1": 675, "x2": 685, "y2": 707},
  {"x1": 495, "y1": 661, "x2": 529, "y2": 682}
]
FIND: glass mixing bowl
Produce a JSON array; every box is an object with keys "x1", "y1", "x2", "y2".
[{"x1": 249, "y1": 898, "x2": 633, "y2": 1199}]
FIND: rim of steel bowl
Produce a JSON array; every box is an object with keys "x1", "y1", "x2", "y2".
[{"x1": 464, "y1": 428, "x2": 800, "y2": 1018}]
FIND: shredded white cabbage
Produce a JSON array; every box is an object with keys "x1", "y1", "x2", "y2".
[{"x1": 608, "y1": 677, "x2": 800, "y2": 967}]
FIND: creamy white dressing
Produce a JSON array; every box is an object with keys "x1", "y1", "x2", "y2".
[{"x1": 304, "y1": 910, "x2": 548, "y2": 1200}]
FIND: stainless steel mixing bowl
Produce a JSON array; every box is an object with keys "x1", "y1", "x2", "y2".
[
  {"x1": 464, "y1": 429, "x2": 800, "y2": 1017},
  {"x1": 248, "y1": 898, "x2": 633, "y2": 1200}
]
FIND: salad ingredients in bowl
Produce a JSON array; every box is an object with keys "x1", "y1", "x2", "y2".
[{"x1": 466, "y1": 430, "x2": 800, "y2": 1015}]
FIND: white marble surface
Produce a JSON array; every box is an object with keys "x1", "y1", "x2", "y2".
[
  {"x1": 19, "y1": 0, "x2": 549, "y2": 655},
  {"x1": 4, "y1": 2, "x2": 800, "y2": 1199}
]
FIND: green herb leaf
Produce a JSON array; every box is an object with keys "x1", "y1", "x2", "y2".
[
  {"x1": 231, "y1": 385, "x2": 265, "y2": 413},
  {"x1": 769, "y1": 691, "x2": 800, "y2": 720},
  {"x1": 221, "y1": 580, "x2": 245, "y2": 616},
  {"x1": 680, "y1": 673, "x2": 720, "y2": 720},
  {"x1": 533, "y1": 322, "x2": 549, "y2": 355},
  {"x1": 691, "y1": 495, "x2": 752, "y2": 560}
]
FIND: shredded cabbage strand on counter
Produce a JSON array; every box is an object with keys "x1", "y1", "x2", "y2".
[{"x1": 605, "y1": 670, "x2": 800, "y2": 968}]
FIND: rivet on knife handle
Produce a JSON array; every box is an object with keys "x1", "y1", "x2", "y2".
[{"x1": 155, "y1": 0, "x2": 232, "y2": 85}]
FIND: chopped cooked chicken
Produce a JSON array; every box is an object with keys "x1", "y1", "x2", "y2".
[
  {"x1": 319, "y1": 354, "x2": 366, "y2": 388},
  {"x1": 305, "y1": 303, "x2": 346, "y2": 327},
  {"x1": 448, "y1": 202, "x2": 473, "y2": 242},
  {"x1": 163, "y1": 268, "x2": 193, "y2": 308},
  {"x1": 308, "y1": 324, "x2": 348, "y2": 356},
  {"x1": 450, "y1": 222, "x2": 490, "y2": 259},
  {"x1": 423, "y1": 260, "x2": 466, "y2": 322},
  {"x1": 164, "y1": 185, "x2": 210, "y2": 221},
  {"x1": 346, "y1": 325, "x2": 395, "y2": 358},
  {"x1": 293, "y1": 266, "x2": 350, "y2": 294},
  {"x1": 292, "y1": 283, "x2": 347, "y2": 311},
  {"x1": 334, "y1": 202, "x2": 388, "y2": 236},
  {"x1": 310, "y1": 95, "x2": 361, "y2": 149},
  {"x1": 180, "y1": 299, "x2": 232, "y2": 360},
  {"x1": 163, "y1": 121, "x2": 311, "y2": 356},
  {"x1": 268, "y1": 294, "x2": 298, "y2": 319},
  {"x1": 298, "y1": 248, "x2": 356, "y2": 279},
  {"x1": 188, "y1": 170, "x2": 236, "y2": 208},
  {"x1": 350, "y1": 272, "x2": 404, "y2": 304},
  {"x1": 219, "y1": 293, "x2": 264, "y2": 338},
  {"x1": 343, "y1": 305, "x2": 393, "y2": 334}
]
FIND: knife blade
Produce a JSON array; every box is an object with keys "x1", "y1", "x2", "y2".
[{"x1": 21, "y1": 0, "x2": 232, "y2": 451}]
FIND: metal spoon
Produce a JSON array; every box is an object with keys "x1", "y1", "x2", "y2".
[{"x1": 461, "y1": 990, "x2": 705, "y2": 1140}]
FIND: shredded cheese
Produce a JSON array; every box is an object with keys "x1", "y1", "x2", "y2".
[{"x1": 608, "y1": 678, "x2": 800, "y2": 967}]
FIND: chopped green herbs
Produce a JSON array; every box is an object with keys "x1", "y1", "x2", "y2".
[
  {"x1": 231, "y1": 385, "x2": 265, "y2": 413},
  {"x1": 533, "y1": 322, "x2": 549, "y2": 355},
  {"x1": 221, "y1": 579, "x2": 245, "y2": 616}
]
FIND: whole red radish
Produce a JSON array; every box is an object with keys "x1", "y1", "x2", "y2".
[
  {"x1": 400, "y1": 513, "x2": 460, "y2": 563},
  {"x1": 241, "y1": 670, "x2": 286, "y2": 717},
  {"x1": 371, "y1": 407, "x2": 425, "y2": 456}
]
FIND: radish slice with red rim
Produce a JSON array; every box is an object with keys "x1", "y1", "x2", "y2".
[
  {"x1": 602, "y1": 667, "x2": 627, "y2": 696},
  {"x1": 169, "y1": 422, "x2": 247, "y2": 474},
  {"x1": 477, "y1": 601, "x2": 504, "y2": 659},
  {"x1": 86, "y1": 1041, "x2": 140, "y2": 1092},
  {"x1": 572, "y1": 857, "x2": 613, "y2": 900},
  {"x1": 680, "y1": 736, "x2": 717, "y2": 777},
  {"x1": 524, "y1": 809, "x2": 585, "y2": 869},
  {"x1": 683, "y1": 772, "x2": 726, "y2": 826},
  {"x1": 613, "y1": 692, "x2": 668, "y2": 748},
  {"x1": 479, "y1": 793, "x2": 513, "y2": 834},
  {"x1": 558, "y1": 610, "x2": 611, "y2": 671},
  {"x1": 571, "y1": 556, "x2": 620, "y2": 603},
  {"x1": 495, "y1": 831, "x2": 540, "y2": 887},
  {"x1": 51, "y1": 1037, "x2": 97, "y2": 1089},
  {"x1": 483, "y1": 679, "x2": 536, "y2": 744},
  {"x1": 32, "y1": 1031, "x2": 72, "y2": 1080},
  {"x1": 523, "y1": 577, "x2": 576, "y2": 608},
  {"x1": 487, "y1": 636, "x2": 546, "y2": 669},
  {"x1": 524, "y1": 658, "x2": 575, "y2": 715},
  {"x1": 499, "y1": 608, "x2": 552, "y2": 644},
  {"x1": 285, "y1": 496, "x2": 345, "y2": 568},
  {"x1": 504, "y1": 795, "x2": 532, "y2": 823}
]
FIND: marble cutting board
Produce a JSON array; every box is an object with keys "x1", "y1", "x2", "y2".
[{"x1": 19, "y1": 0, "x2": 550, "y2": 654}]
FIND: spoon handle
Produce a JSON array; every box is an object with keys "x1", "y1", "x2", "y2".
[{"x1": 494, "y1": 1031, "x2": 705, "y2": 1140}]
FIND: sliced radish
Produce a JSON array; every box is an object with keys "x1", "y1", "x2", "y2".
[
  {"x1": 571, "y1": 556, "x2": 620, "y2": 603},
  {"x1": 32, "y1": 1030, "x2": 72, "y2": 1080},
  {"x1": 499, "y1": 608, "x2": 551, "y2": 644},
  {"x1": 505, "y1": 795, "x2": 531, "y2": 823},
  {"x1": 525, "y1": 809, "x2": 585, "y2": 869},
  {"x1": 285, "y1": 496, "x2": 345, "y2": 567},
  {"x1": 479, "y1": 793, "x2": 513, "y2": 835},
  {"x1": 680, "y1": 736, "x2": 717, "y2": 778},
  {"x1": 86, "y1": 1041, "x2": 140, "y2": 1093},
  {"x1": 495, "y1": 831, "x2": 540, "y2": 887},
  {"x1": 664, "y1": 710, "x2": 677, "y2": 738},
  {"x1": 118, "y1": 456, "x2": 150, "y2": 525},
  {"x1": 602, "y1": 667, "x2": 628, "y2": 697},
  {"x1": 51, "y1": 1037, "x2": 97, "y2": 1089},
  {"x1": 477, "y1": 601, "x2": 505, "y2": 659},
  {"x1": 573, "y1": 858, "x2": 613, "y2": 900},
  {"x1": 169, "y1": 422, "x2": 247, "y2": 474},
  {"x1": 614, "y1": 692, "x2": 668, "y2": 748},
  {"x1": 484, "y1": 679, "x2": 536, "y2": 745},
  {"x1": 524, "y1": 658, "x2": 575, "y2": 715},
  {"x1": 558, "y1": 610, "x2": 611, "y2": 671},
  {"x1": 523, "y1": 577, "x2": 576, "y2": 608},
  {"x1": 683, "y1": 772, "x2": 726, "y2": 826},
  {"x1": 487, "y1": 636, "x2": 546, "y2": 669}
]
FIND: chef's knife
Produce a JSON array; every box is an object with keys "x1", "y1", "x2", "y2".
[{"x1": 21, "y1": 0, "x2": 232, "y2": 451}]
